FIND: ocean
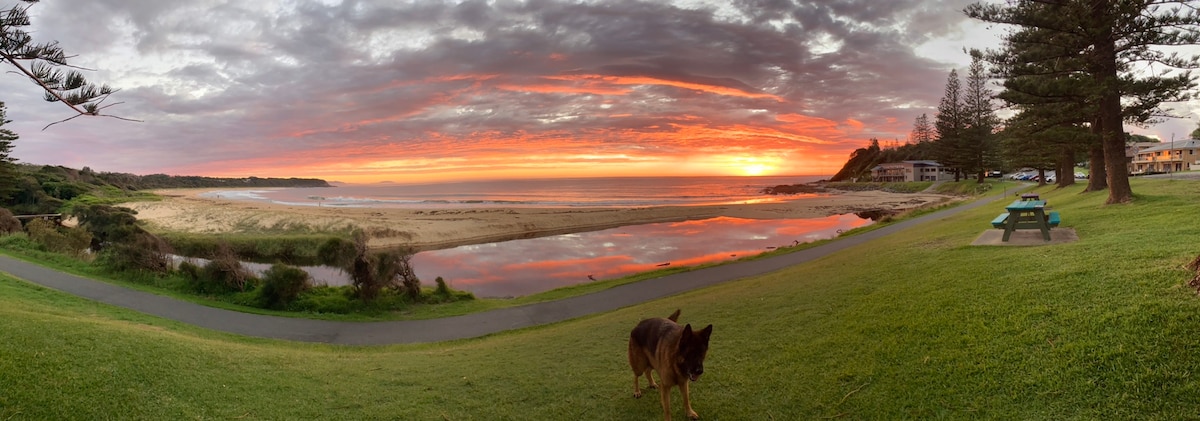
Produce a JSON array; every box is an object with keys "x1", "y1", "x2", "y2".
[{"x1": 199, "y1": 175, "x2": 828, "y2": 208}]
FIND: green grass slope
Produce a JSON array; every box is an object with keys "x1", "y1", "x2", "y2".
[{"x1": 4, "y1": 178, "x2": 1200, "y2": 420}]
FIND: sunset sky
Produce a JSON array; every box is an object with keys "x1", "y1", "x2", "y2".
[{"x1": 2, "y1": 0, "x2": 1196, "y2": 184}]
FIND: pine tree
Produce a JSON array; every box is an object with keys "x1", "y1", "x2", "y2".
[
  {"x1": 934, "y1": 69, "x2": 966, "y2": 181},
  {"x1": 962, "y1": 54, "x2": 998, "y2": 183},
  {"x1": 968, "y1": 0, "x2": 1200, "y2": 204},
  {"x1": 1, "y1": 1, "x2": 128, "y2": 126},
  {"x1": 909, "y1": 114, "x2": 933, "y2": 144},
  {"x1": 986, "y1": 18, "x2": 1102, "y2": 190},
  {"x1": 0, "y1": 101, "x2": 19, "y2": 203},
  {"x1": 1000, "y1": 109, "x2": 1085, "y2": 187}
]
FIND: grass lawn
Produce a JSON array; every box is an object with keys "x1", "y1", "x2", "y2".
[{"x1": 4, "y1": 178, "x2": 1200, "y2": 419}]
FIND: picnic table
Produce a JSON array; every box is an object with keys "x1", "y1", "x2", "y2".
[
  {"x1": 990, "y1": 200, "x2": 1060, "y2": 242},
  {"x1": 1020, "y1": 193, "x2": 1041, "y2": 201}
]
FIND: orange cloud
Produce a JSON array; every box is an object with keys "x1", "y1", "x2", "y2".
[
  {"x1": 843, "y1": 118, "x2": 865, "y2": 132},
  {"x1": 544, "y1": 74, "x2": 783, "y2": 100},
  {"x1": 197, "y1": 117, "x2": 858, "y2": 183},
  {"x1": 495, "y1": 82, "x2": 631, "y2": 96}
]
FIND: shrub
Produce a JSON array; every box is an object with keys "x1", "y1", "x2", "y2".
[
  {"x1": 70, "y1": 204, "x2": 143, "y2": 251},
  {"x1": 24, "y1": 218, "x2": 91, "y2": 257},
  {"x1": 74, "y1": 203, "x2": 173, "y2": 274},
  {"x1": 349, "y1": 231, "x2": 381, "y2": 301},
  {"x1": 257, "y1": 264, "x2": 310, "y2": 309},
  {"x1": 198, "y1": 243, "x2": 254, "y2": 292},
  {"x1": 317, "y1": 237, "x2": 355, "y2": 266},
  {"x1": 434, "y1": 276, "x2": 451, "y2": 296},
  {"x1": 0, "y1": 208, "x2": 19, "y2": 235},
  {"x1": 61, "y1": 225, "x2": 92, "y2": 257},
  {"x1": 23, "y1": 218, "x2": 60, "y2": 250},
  {"x1": 376, "y1": 248, "x2": 420, "y2": 301},
  {"x1": 292, "y1": 287, "x2": 356, "y2": 314},
  {"x1": 427, "y1": 277, "x2": 472, "y2": 303},
  {"x1": 99, "y1": 232, "x2": 172, "y2": 274},
  {"x1": 337, "y1": 230, "x2": 422, "y2": 302},
  {"x1": 177, "y1": 260, "x2": 202, "y2": 282},
  {"x1": 426, "y1": 276, "x2": 475, "y2": 304}
]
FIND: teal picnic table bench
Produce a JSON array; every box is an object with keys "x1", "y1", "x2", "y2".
[{"x1": 990, "y1": 200, "x2": 1060, "y2": 242}]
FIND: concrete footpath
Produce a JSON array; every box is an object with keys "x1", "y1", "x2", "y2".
[{"x1": 0, "y1": 192, "x2": 1008, "y2": 345}]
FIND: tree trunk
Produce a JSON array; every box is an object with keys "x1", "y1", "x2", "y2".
[
  {"x1": 1058, "y1": 146, "x2": 1076, "y2": 187},
  {"x1": 1093, "y1": 5, "x2": 1133, "y2": 204},
  {"x1": 1085, "y1": 140, "x2": 1107, "y2": 191}
]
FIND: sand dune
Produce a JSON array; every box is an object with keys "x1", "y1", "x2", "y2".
[{"x1": 123, "y1": 188, "x2": 955, "y2": 251}]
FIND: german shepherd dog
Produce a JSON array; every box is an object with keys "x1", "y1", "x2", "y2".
[{"x1": 628, "y1": 309, "x2": 713, "y2": 420}]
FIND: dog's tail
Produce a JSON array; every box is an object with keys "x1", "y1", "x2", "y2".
[{"x1": 667, "y1": 309, "x2": 681, "y2": 322}]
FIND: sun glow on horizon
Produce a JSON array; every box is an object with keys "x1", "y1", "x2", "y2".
[
  {"x1": 740, "y1": 163, "x2": 773, "y2": 176},
  {"x1": 199, "y1": 150, "x2": 836, "y2": 184},
  {"x1": 706, "y1": 154, "x2": 786, "y2": 177}
]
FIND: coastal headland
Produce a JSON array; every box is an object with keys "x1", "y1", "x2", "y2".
[{"x1": 125, "y1": 188, "x2": 956, "y2": 251}]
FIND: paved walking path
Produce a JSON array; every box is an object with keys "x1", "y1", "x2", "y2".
[{"x1": 0, "y1": 192, "x2": 1008, "y2": 345}]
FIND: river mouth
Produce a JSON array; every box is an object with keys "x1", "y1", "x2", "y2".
[{"x1": 179, "y1": 214, "x2": 872, "y2": 298}]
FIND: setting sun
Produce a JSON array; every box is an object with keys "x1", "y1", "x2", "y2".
[
  {"x1": 741, "y1": 163, "x2": 772, "y2": 176},
  {"x1": 711, "y1": 154, "x2": 784, "y2": 177}
]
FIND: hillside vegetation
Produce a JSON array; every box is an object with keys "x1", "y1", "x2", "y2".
[
  {"x1": 2, "y1": 178, "x2": 1200, "y2": 419},
  {"x1": 4, "y1": 163, "x2": 330, "y2": 215}
]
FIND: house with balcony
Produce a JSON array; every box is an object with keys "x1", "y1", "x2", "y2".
[
  {"x1": 871, "y1": 160, "x2": 954, "y2": 182},
  {"x1": 1130, "y1": 139, "x2": 1200, "y2": 174}
]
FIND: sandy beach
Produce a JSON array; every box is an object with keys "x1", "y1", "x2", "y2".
[{"x1": 123, "y1": 188, "x2": 955, "y2": 251}]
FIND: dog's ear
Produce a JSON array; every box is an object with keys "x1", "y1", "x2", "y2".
[
  {"x1": 697, "y1": 324, "x2": 712, "y2": 341},
  {"x1": 668, "y1": 309, "x2": 681, "y2": 322},
  {"x1": 682, "y1": 323, "x2": 693, "y2": 338}
]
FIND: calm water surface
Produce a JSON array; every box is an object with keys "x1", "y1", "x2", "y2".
[{"x1": 232, "y1": 214, "x2": 871, "y2": 297}]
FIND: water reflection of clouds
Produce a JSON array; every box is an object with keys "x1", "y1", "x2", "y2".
[{"x1": 412, "y1": 215, "x2": 871, "y2": 298}]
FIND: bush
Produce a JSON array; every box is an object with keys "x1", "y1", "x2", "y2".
[
  {"x1": 317, "y1": 237, "x2": 355, "y2": 266},
  {"x1": 23, "y1": 218, "x2": 58, "y2": 249},
  {"x1": 427, "y1": 277, "x2": 475, "y2": 304},
  {"x1": 258, "y1": 264, "x2": 310, "y2": 309},
  {"x1": 177, "y1": 260, "x2": 202, "y2": 282},
  {"x1": 24, "y1": 218, "x2": 91, "y2": 257},
  {"x1": 197, "y1": 243, "x2": 254, "y2": 293},
  {"x1": 70, "y1": 204, "x2": 143, "y2": 251},
  {"x1": 434, "y1": 276, "x2": 451, "y2": 296},
  {"x1": 0, "y1": 208, "x2": 19, "y2": 235},
  {"x1": 0, "y1": 232, "x2": 32, "y2": 249},
  {"x1": 292, "y1": 287, "x2": 356, "y2": 314},
  {"x1": 99, "y1": 232, "x2": 172, "y2": 274}
]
